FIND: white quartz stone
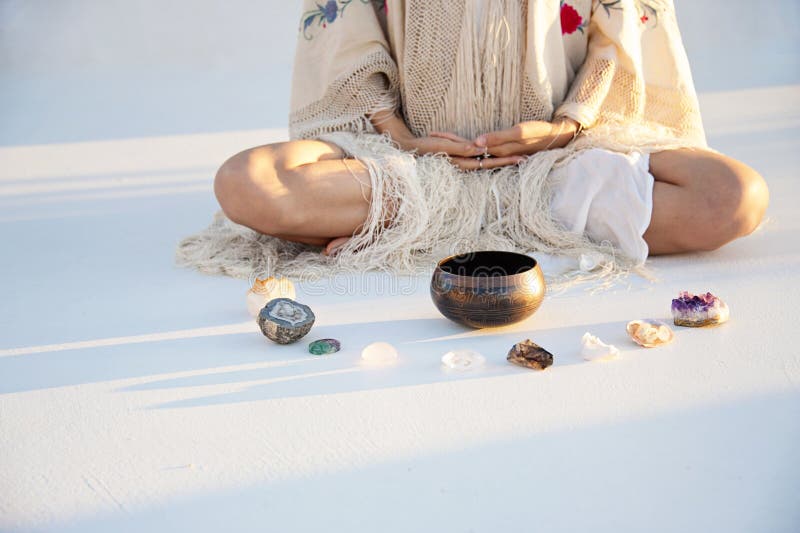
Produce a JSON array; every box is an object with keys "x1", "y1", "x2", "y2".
[
  {"x1": 580, "y1": 332, "x2": 620, "y2": 362},
  {"x1": 361, "y1": 342, "x2": 399, "y2": 365},
  {"x1": 441, "y1": 349, "x2": 487, "y2": 371}
]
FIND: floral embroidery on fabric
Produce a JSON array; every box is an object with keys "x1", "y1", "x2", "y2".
[
  {"x1": 595, "y1": 0, "x2": 661, "y2": 29},
  {"x1": 560, "y1": 1, "x2": 589, "y2": 35},
  {"x1": 300, "y1": 0, "x2": 387, "y2": 40}
]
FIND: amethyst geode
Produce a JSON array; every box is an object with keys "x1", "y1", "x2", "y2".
[{"x1": 671, "y1": 291, "x2": 730, "y2": 327}]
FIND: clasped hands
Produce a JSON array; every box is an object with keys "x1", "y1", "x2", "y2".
[
  {"x1": 322, "y1": 116, "x2": 581, "y2": 256},
  {"x1": 400, "y1": 117, "x2": 581, "y2": 171}
]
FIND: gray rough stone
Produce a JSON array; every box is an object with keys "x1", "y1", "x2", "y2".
[{"x1": 257, "y1": 298, "x2": 315, "y2": 344}]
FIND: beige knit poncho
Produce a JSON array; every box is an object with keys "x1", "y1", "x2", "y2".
[{"x1": 176, "y1": 0, "x2": 707, "y2": 285}]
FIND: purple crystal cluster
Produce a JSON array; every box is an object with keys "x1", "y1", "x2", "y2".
[{"x1": 671, "y1": 291, "x2": 729, "y2": 327}]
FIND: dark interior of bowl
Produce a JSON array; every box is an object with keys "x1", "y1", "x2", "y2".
[{"x1": 438, "y1": 251, "x2": 536, "y2": 277}]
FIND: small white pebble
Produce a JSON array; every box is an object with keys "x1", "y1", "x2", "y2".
[{"x1": 361, "y1": 342, "x2": 399, "y2": 365}]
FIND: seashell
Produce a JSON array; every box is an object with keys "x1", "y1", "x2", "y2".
[
  {"x1": 441, "y1": 349, "x2": 486, "y2": 371},
  {"x1": 626, "y1": 319, "x2": 674, "y2": 348},
  {"x1": 247, "y1": 276, "x2": 296, "y2": 317},
  {"x1": 257, "y1": 298, "x2": 314, "y2": 344},
  {"x1": 579, "y1": 252, "x2": 606, "y2": 272},
  {"x1": 361, "y1": 342, "x2": 399, "y2": 365},
  {"x1": 308, "y1": 338, "x2": 341, "y2": 355},
  {"x1": 507, "y1": 339, "x2": 554, "y2": 370},
  {"x1": 580, "y1": 332, "x2": 620, "y2": 362},
  {"x1": 671, "y1": 291, "x2": 729, "y2": 327}
]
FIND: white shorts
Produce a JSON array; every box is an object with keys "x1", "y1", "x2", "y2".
[{"x1": 549, "y1": 148, "x2": 655, "y2": 265}]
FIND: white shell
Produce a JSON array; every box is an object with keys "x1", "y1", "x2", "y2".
[
  {"x1": 579, "y1": 252, "x2": 606, "y2": 272},
  {"x1": 441, "y1": 349, "x2": 486, "y2": 371},
  {"x1": 626, "y1": 319, "x2": 675, "y2": 348},
  {"x1": 580, "y1": 332, "x2": 620, "y2": 362},
  {"x1": 246, "y1": 277, "x2": 296, "y2": 317},
  {"x1": 361, "y1": 342, "x2": 399, "y2": 365}
]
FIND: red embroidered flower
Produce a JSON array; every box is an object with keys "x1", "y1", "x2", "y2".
[
  {"x1": 560, "y1": 3, "x2": 583, "y2": 35},
  {"x1": 640, "y1": 15, "x2": 649, "y2": 23}
]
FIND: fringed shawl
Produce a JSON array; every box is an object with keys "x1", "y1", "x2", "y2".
[{"x1": 175, "y1": 0, "x2": 707, "y2": 287}]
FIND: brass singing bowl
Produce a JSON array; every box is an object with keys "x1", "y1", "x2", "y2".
[{"x1": 430, "y1": 251, "x2": 546, "y2": 329}]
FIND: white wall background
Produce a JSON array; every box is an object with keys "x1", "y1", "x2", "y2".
[{"x1": 1, "y1": 0, "x2": 798, "y2": 145}]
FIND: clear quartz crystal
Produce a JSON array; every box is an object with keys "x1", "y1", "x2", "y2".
[
  {"x1": 581, "y1": 332, "x2": 620, "y2": 362},
  {"x1": 361, "y1": 342, "x2": 399, "y2": 365},
  {"x1": 441, "y1": 349, "x2": 486, "y2": 371}
]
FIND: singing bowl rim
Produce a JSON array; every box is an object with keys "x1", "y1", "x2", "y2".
[{"x1": 432, "y1": 250, "x2": 542, "y2": 287}]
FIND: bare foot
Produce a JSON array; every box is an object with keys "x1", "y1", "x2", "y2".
[{"x1": 322, "y1": 236, "x2": 353, "y2": 256}]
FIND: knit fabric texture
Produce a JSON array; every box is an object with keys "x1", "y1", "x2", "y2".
[{"x1": 175, "y1": 0, "x2": 707, "y2": 287}]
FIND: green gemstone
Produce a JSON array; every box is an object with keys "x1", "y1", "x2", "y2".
[{"x1": 308, "y1": 338, "x2": 341, "y2": 355}]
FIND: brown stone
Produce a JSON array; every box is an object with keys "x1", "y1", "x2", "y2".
[{"x1": 507, "y1": 339, "x2": 554, "y2": 370}]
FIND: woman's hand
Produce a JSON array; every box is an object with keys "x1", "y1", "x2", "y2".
[
  {"x1": 368, "y1": 109, "x2": 525, "y2": 171},
  {"x1": 409, "y1": 131, "x2": 525, "y2": 171},
  {"x1": 473, "y1": 117, "x2": 581, "y2": 158}
]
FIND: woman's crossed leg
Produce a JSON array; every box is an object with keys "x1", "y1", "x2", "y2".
[{"x1": 214, "y1": 141, "x2": 769, "y2": 257}]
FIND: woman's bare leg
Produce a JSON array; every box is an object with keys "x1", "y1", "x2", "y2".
[
  {"x1": 213, "y1": 139, "x2": 375, "y2": 251},
  {"x1": 215, "y1": 140, "x2": 768, "y2": 258},
  {"x1": 644, "y1": 148, "x2": 769, "y2": 254}
]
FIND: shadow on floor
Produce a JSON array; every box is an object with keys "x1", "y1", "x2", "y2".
[
  {"x1": 43, "y1": 389, "x2": 800, "y2": 533},
  {"x1": 121, "y1": 318, "x2": 671, "y2": 408}
]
